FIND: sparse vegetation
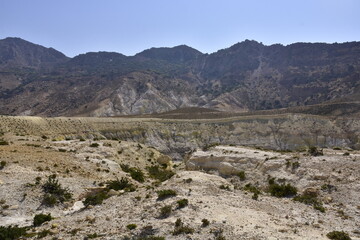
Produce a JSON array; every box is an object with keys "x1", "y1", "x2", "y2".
[
  {"x1": 42, "y1": 175, "x2": 72, "y2": 206},
  {"x1": 106, "y1": 177, "x2": 135, "y2": 192},
  {"x1": 146, "y1": 165, "x2": 175, "y2": 182},
  {"x1": 33, "y1": 213, "x2": 52, "y2": 227},
  {"x1": 236, "y1": 171, "x2": 246, "y2": 181},
  {"x1": 87, "y1": 233, "x2": 100, "y2": 239},
  {"x1": 252, "y1": 192, "x2": 259, "y2": 200},
  {"x1": 0, "y1": 140, "x2": 9, "y2": 145},
  {"x1": 159, "y1": 205, "x2": 172, "y2": 218},
  {"x1": 294, "y1": 190, "x2": 325, "y2": 212},
  {"x1": 157, "y1": 189, "x2": 177, "y2": 200},
  {"x1": 177, "y1": 199, "x2": 189, "y2": 209},
  {"x1": 243, "y1": 183, "x2": 261, "y2": 195},
  {"x1": 133, "y1": 237, "x2": 165, "y2": 240},
  {"x1": 0, "y1": 161, "x2": 6, "y2": 170},
  {"x1": 201, "y1": 218, "x2": 210, "y2": 227},
  {"x1": 83, "y1": 190, "x2": 110, "y2": 207},
  {"x1": 321, "y1": 184, "x2": 337, "y2": 193},
  {"x1": 219, "y1": 185, "x2": 231, "y2": 191},
  {"x1": 121, "y1": 164, "x2": 145, "y2": 183},
  {"x1": 0, "y1": 225, "x2": 28, "y2": 240},
  {"x1": 268, "y1": 182, "x2": 297, "y2": 198},
  {"x1": 90, "y1": 143, "x2": 100, "y2": 148},
  {"x1": 172, "y1": 218, "x2": 194, "y2": 235},
  {"x1": 308, "y1": 146, "x2": 323, "y2": 156},
  {"x1": 126, "y1": 224, "x2": 137, "y2": 230},
  {"x1": 326, "y1": 231, "x2": 352, "y2": 240}
]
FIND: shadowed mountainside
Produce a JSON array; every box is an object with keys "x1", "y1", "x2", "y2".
[{"x1": 0, "y1": 37, "x2": 359, "y2": 116}]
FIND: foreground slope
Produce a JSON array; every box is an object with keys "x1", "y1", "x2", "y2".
[{"x1": 0, "y1": 134, "x2": 359, "y2": 239}]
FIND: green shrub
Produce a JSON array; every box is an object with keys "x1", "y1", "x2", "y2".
[
  {"x1": 252, "y1": 193, "x2": 259, "y2": 200},
  {"x1": 308, "y1": 146, "x2": 323, "y2": 156},
  {"x1": 201, "y1": 219, "x2": 210, "y2": 227},
  {"x1": 177, "y1": 199, "x2": 189, "y2": 209},
  {"x1": 212, "y1": 228, "x2": 226, "y2": 240},
  {"x1": 106, "y1": 178, "x2": 135, "y2": 192},
  {"x1": 121, "y1": 164, "x2": 145, "y2": 183},
  {"x1": 58, "y1": 148, "x2": 66, "y2": 152},
  {"x1": 42, "y1": 175, "x2": 72, "y2": 206},
  {"x1": 126, "y1": 224, "x2": 137, "y2": 230},
  {"x1": 0, "y1": 161, "x2": 6, "y2": 170},
  {"x1": 293, "y1": 191, "x2": 325, "y2": 212},
  {"x1": 129, "y1": 168, "x2": 145, "y2": 183},
  {"x1": 87, "y1": 233, "x2": 100, "y2": 239},
  {"x1": 157, "y1": 189, "x2": 177, "y2": 200},
  {"x1": 184, "y1": 178, "x2": 193, "y2": 183},
  {"x1": 314, "y1": 204, "x2": 326, "y2": 213},
  {"x1": 291, "y1": 162, "x2": 300, "y2": 170},
  {"x1": 268, "y1": 183, "x2": 297, "y2": 198},
  {"x1": 146, "y1": 166, "x2": 175, "y2": 182},
  {"x1": 326, "y1": 231, "x2": 352, "y2": 240},
  {"x1": 83, "y1": 190, "x2": 110, "y2": 207},
  {"x1": 268, "y1": 177, "x2": 276, "y2": 185},
  {"x1": 135, "y1": 237, "x2": 165, "y2": 240},
  {"x1": 159, "y1": 205, "x2": 172, "y2": 218},
  {"x1": 219, "y1": 185, "x2": 231, "y2": 191},
  {"x1": 33, "y1": 213, "x2": 52, "y2": 227},
  {"x1": 321, "y1": 184, "x2": 337, "y2": 193},
  {"x1": 243, "y1": 183, "x2": 261, "y2": 195},
  {"x1": 42, "y1": 194, "x2": 57, "y2": 206},
  {"x1": 69, "y1": 228, "x2": 81, "y2": 236},
  {"x1": 35, "y1": 177, "x2": 42, "y2": 185},
  {"x1": 237, "y1": 171, "x2": 246, "y2": 181},
  {"x1": 172, "y1": 218, "x2": 194, "y2": 235},
  {"x1": 90, "y1": 143, "x2": 99, "y2": 148},
  {"x1": 0, "y1": 225, "x2": 28, "y2": 240},
  {"x1": 0, "y1": 140, "x2": 9, "y2": 145}
]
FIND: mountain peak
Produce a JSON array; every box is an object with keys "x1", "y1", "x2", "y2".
[
  {"x1": 135, "y1": 45, "x2": 203, "y2": 63},
  {"x1": 0, "y1": 37, "x2": 68, "y2": 69}
]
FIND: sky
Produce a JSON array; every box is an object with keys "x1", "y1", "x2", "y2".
[{"x1": 1, "y1": 0, "x2": 359, "y2": 57}]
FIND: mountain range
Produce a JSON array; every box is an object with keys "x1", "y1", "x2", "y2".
[{"x1": 0, "y1": 37, "x2": 359, "y2": 117}]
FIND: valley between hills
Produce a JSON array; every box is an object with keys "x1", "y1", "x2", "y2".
[
  {"x1": 0, "y1": 112, "x2": 359, "y2": 240},
  {"x1": 0, "y1": 37, "x2": 360, "y2": 240}
]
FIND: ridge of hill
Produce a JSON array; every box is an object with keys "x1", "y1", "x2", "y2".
[{"x1": 0, "y1": 37, "x2": 359, "y2": 117}]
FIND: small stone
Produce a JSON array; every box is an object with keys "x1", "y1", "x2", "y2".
[
  {"x1": 86, "y1": 215, "x2": 96, "y2": 223},
  {"x1": 313, "y1": 224, "x2": 320, "y2": 228},
  {"x1": 8, "y1": 205, "x2": 19, "y2": 210},
  {"x1": 108, "y1": 189, "x2": 118, "y2": 196},
  {"x1": 324, "y1": 196, "x2": 333, "y2": 204}
]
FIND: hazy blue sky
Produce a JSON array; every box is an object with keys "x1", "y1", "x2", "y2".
[{"x1": 1, "y1": 0, "x2": 359, "y2": 57}]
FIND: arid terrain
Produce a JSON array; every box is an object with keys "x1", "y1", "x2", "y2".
[
  {"x1": 0, "y1": 113, "x2": 359, "y2": 240},
  {"x1": 1, "y1": 36, "x2": 360, "y2": 240}
]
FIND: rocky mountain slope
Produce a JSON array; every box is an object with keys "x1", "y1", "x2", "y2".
[{"x1": 0, "y1": 37, "x2": 359, "y2": 116}]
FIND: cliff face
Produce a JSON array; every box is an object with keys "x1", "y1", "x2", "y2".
[
  {"x1": 0, "y1": 38, "x2": 359, "y2": 116},
  {"x1": 1, "y1": 114, "x2": 359, "y2": 160}
]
